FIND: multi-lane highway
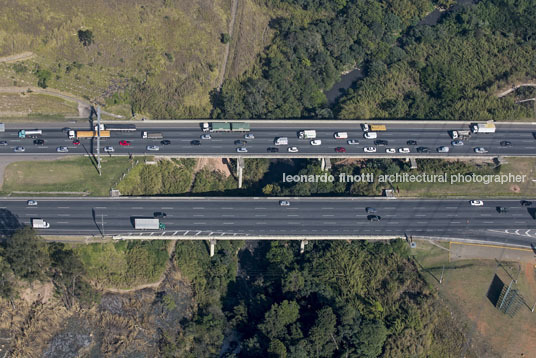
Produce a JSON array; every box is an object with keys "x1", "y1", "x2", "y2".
[
  {"x1": 0, "y1": 121, "x2": 535, "y2": 157},
  {"x1": 1, "y1": 197, "x2": 535, "y2": 246}
]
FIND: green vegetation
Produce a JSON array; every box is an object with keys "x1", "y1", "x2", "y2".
[
  {"x1": 2, "y1": 156, "x2": 133, "y2": 196},
  {"x1": 0, "y1": 93, "x2": 79, "y2": 118},
  {"x1": 77, "y1": 29, "x2": 94, "y2": 46}
]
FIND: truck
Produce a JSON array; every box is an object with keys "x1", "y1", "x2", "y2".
[
  {"x1": 134, "y1": 218, "x2": 165, "y2": 230},
  {"x1": 470, "y1": 121, "x2": 496, "y2": 134},
  {"x1": 95, "y1": 124, "x2": 136, "y2": 132},
  {"x1": 450, "y1": 130, "x2": 471, "y2": 140},
  {"x1": 203, "y1": 122, "x2": 251, "y2": 132},
  {"x1": 31, "y1": 218, "x2": 50, "y2": 229},
  {"x1": 0, "y1": 123, "x2": 4, "y2": 132},
  {"x1": 202, "y1": 122, "x2": 210, "y2": 132},
  {"x1": 211, "y1": 123, "x2": 232, "y2": 132},
  {"x1": 274, "y1": 137, "x2": 288, "y2": 145},
  {"x1": 18, "y1": 129, "x2": 42, "y2": 138},
  {"x1": 370, "y1": 124, "x2": 386, "y2": 131},
  {"x1": 231, "y1": 122, "x2": 250, "y2": 132},
  {"x1": 69, "y1": 130, "x2": 111, "y2": 139},
  {"x1": 142, "y1": 131, "x2": 163, "y2": 139},
  {"x1": 298, "y1": 130, "x2": 317, "y2": 139}
]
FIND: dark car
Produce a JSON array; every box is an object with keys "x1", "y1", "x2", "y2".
[
  {"x1": 161, "y1": 140, "x2": 171, "y2": 145},
  {"x1": 335, "y1": 147, "x2": 346, "y2": 153},
  {"x1": 154, "y1": 212, "x2": 167, "y2": 218},
  {"x1": 234, "y1": 140, "x2": 247, "y2": 145},
  {"x1": 407, "y1": 140, "x2": 417, "y2": 145},
  {"x1": 500, "y1": 141, "x2": 512, "y2": 147},
  {"x1": 367, "y1": 215, "x2": 381, "y2": 221},
  {"x1": 496, "y1": 206, "x2": 508, "y2": 214},
  {"x1": 33, "y1": 139, "x2": 45, "y2": 145},
  {"x1": 267, "y1": 147, "x2": 279, "y2": 153},
  {"x1": 0, "y1": 141, "x2": 7, "y2": 146},
  {"x1": 366, "y1": 207, "x2": 376, "y2": 214},
  {"x1": 521, "y1": 200, "x2": 532, "y2": 206},
  {"x1": 190, "y1": 140, "x2": 201, "y2": 146},
  {"x1": 374, "y1": 139, "x2": 388, "y2": 146},
  {"x1": 417, "y1": 146, "x2": 430, "y2": 153}
]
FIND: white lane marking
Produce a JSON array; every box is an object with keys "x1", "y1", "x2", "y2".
[
  {"x1": 58, "y1": 207, "x2": 70, "y2": 209},
  {"x1": 58, "y1": 214, "x2": 70, "y2": 217},
  {"x1": 95, "y1": 207, "x2": 107, "y2": 209},
  {"x1": 193, "y1": 214, "x2": 204, "y2": 217},
  {"x1": 132, "y1": 207, "x2": 144, "y2": 209},
  {"x1": 322, "y1": 207, "x2": 334, "y2": 210},
  {"x1": 222, "y1": 214, "x2": 235, "y2": 217},
  {"x1": 287, "y1": 214, "x2": 299, "y2": 217},
  {"x1": 322, "y1": 214, "x2": 334, "y2": 217},
  {"x1": 193, "y1": 207, "x2": 205, "y2": 210},
  {"x1": 162, "y1": 207, "x2": 173, "y2": 210},
  {"x1": 254, "y1": 207, "x2": 266, "y2": 210},
  {"x1": 57, "y1": 221, "x2": 69, "y2": 224},
  {"x1": 256, "y1": 222, "x2": 267, "y2": 225},
  {"x1": 221, "y1": 207, "x2": 233, "y2": 210},
  {"x1": 194, "y1": 222, "x2": 206, "y2": 225}
]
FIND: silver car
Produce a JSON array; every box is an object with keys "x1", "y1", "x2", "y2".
[
  {"x1": 104, "y1": 146, "x2": 115, "y2": 153},
  {"x1": 56, "y1": 146, "x2": 68, "y2": 153},
  {"x1": 201, "y1": 134, "x2": 211, "y2": 140},
  {"x1": 279, "y1": 200, "x2": 290, "y2": 206},
  {"x1": 437, "y1": 146, "x2": 450, "y2": 153},
  {"x1": 245, "y1": 134, "x2": 255, "y2": 139},
  {"x1": 14, "y1": 146, "x2": 25, "y2": 152},
  {"x1": 236, "y1": 147, "x2": 248, "y2": 153},
  {"x1": 146, "y1": 145, "x2": 160, "y2": 151},
  {"x1": 27, "y1": 200, "x2": 38, "y2": 206},
  {"x1": 474, "y1": 147, "x2": 488, "y2": 154}
]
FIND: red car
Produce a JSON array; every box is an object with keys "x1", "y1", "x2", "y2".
[
  {"x1": 119, "y1": 140, "x2": 131, "y2": 146},
  {"x1": 335, "y1": 147, "x2": 346, "y2": 153},
  {"x1": 73, "y1": 140, "x2": 80, "y2": 146}
]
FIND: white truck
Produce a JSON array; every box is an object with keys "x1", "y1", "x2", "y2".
[
  {"x1": 274, "y1": 137, "x2": 289, "y2": 145},
  {"x1": 470, "y1": 122, "x2": 496, "y2": 134},
  {"x1": 18, "y1": 129, "x2": 42, "y2": 138},
  {"x1": 134, "y1": 218, "x2": 165, "y2": 230},
  {"x1": 31, "y1": 218, "x2": 50, "y2": 229},
  {"x1": 450, "y1": 130, "x2": 471, "y2": 139},
  {"x1": 202, "y1": 122, "x2": 210, "y2": 132},
  {"x1": 298, "y1": 130, "x2": 316, "y2": 139},
  {"x1": 142, "y1": 131, "x2": 164, "y2": 139}
]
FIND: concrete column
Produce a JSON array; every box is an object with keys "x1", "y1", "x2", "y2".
[
  {"x1": 300, "y1": 239, "x2": 308, "y2": 254},
  {"x1": 237, "y1": 157, "x2": 244, "y2": 189},
  {"x1": 210, "y1": 239, "x2": 216, "y2": 257},
  {"x1": 410, "y1": 157, "x2": 417, "y2": 169},
  {"x1": 320, "y1": 157, "x2": 325, "y2": 171}
]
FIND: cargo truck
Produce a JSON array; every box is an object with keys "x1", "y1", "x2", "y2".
[
  {"x1": 134, "y1": 218, "x2": 165, "y2": 230},
  {"x1": 231, "y1": 122, "x2": 250, "y2": 132},
  {"x1": 298, "y1": 130, "x2": 317, "y2": 139},
  {"x1": 18, "y1": 129, "x2": 42, "y2": 138},
  {"x1": 95, "y1": 124, "x2": 136, "y2": 132},
  {"x1": 470, "y1": 122, "x2": 496, "y2": 134},
  {"x1": 450, "y1": 130, "x2": 471, "y2": 139},
  {"x1": 0, "y1": 123, "x2": 4, "y2": 132},
  {"x1": 31, "y1": 218, "x2": 50, "y2": 229},
  {"x1": 69, "y1": 130, "x2": 111, "y2": 139},
  {"x1": 370, "y1": 124, "x2": 386, "y2": 131},
  {"x1": 211, "y1": 122, "x2": 232, "y2": 132},
  {"x1": 142, "y1": 131, "x2": 163, "y2": 139},
  {"x1": 203, "y1": 122, "x2": 251, "y2": 132}
]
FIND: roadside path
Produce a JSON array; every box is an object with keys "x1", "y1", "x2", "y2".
[
  {"x1": 0, "y1": 52, "x2": 35, "y2": 63},
  {"x1": 216, "y1": 0, "x2": 239, "y2": 89},
  {"x1": 497, "y1": 83, "x2": 536, "y2": 97}
]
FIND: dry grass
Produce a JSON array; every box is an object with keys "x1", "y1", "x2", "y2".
[{"x1": 0, "y1": 92, "x2": 78, "y2": 117}]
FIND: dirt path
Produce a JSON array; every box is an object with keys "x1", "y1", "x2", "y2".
[
  {"x1": 0, "y1": 52, "x2": 35, "y2": 63},
  {"x1": 216, "y1": 0, "x2": 239, "y2": 89},
  {"x1": 102, "y1": 240, "x2": 177, "y2": 294},
  {"x1": 496, "y1": 83, "x2": 536, "y2": 97}
]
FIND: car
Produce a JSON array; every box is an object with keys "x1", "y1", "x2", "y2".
[
  {"x1": 451, "y1": 140, "x2": 464, "y2": 146},
  {"x1": 470, "y1": 200, "x2": 484, "y2": 206},
  {"x1": 201, "y1": 134, "x2": 212, "y2": 140},
  {"x1": 335, "y1": 147, "x2": 346, "y2": 153},
  {"x1": 334, "y1": 132, "x2": 348, "y2": 139},
  {"x1": 267, "y1": 147, "x2": 279, "y2": 153},
  {"x1": 234, "y1": 140, "x2": 247, "y2": 145},
  {"x1": 474, "y1": 147, "x2": 488, "y2": 154},
  {"x1": 27, "y1": 200, "x2": 38, "y2": 206},
  {"x1": 104, "y1": 146, "x2": 115, "y2": 152},
  {"x1": 245, "y1": 133, "x2": 255, "y2": 139},
  {"x1": 521, "y1": 200, "x2": 532, "y2": 206},
  {"x1": 310, "y1": 139, "x2": 322, "y2": 146},
  {"x1": 0, "y1": 141, "x2": 7, "y2": 146},
  {"x1": 437, "y1": 146, "x2": 450, "y2": 153},
  {"x1": 367, "y1": 215, "x2": 381, "y2": 222},
  {"x1": 236, "y1": 147, "x2": 248, "y2": 153},
  {"x1": 374, "y1": 139, "x2": 388, "y2": 146},
  {"x1": 147, "y1": 145, "x2": 160, "y2": 151},
  {"x1": 288, "y1": 147, "x2": 299, "y2": 153},
  {"x1": 154, "y1": 212, "x2": 167, "y2": 218},
  {"x1": 56, "y1": 146, "x2": 68, "y2": 153},
  {"x1": 365, "y1": 207, "x2": 376, "y2": 214},
  {"x1": 161, "y1": 140, "x2": 171, "y2": 145},
  {"x1": 398, "y1": 147, "x2": 410, "y2": 153},
  {"x1": 361, "y1": 124, "x2": 369, "y2": 132},
  {"x1": 497, "y1": 206, "x2": 508, "y2": 213},
  {"x1": 72, "y1": 140, "x2": 81, "y2": 146},
  {"x1": 364, "y1": 147, "x2": 376, "y2": 153},
  {"x1": 119, "y1": 140, "x2": 131, "y2": 146},
  {"x1": 279, "y1": 200, "x2": 290, "y2": 206},
  {"x1": 500, "y1": 140, "x2": 512, "y2": 147},
  {"x1": 190, "y1": 140, "x2": 201, "y2": 146},
  {"x1": 417, "y1": 147, "x2": 430, "y2": 153},
  {"x1": 61, "y1": 127, "x2": 72, "y2": 133},
  {"x1": 33, "y1": 139, "x2": 45, "y2": 145},
  {"x1": 385, "y1": 148, "x2": 396, "y2": 153},
  {"x1": 363, "y1": 132, "x2": 377, "y2": 139},
  {"x1": 347, "y1": 139, "x2": 359, "y2": 145},
  {"x1": 407, "y1": 140, "x2": 417, "y2": 145},
  {"x1": 14, "y1": 146, "x2": 25, "y2": 152}
]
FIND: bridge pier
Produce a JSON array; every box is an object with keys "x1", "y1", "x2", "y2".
[
  {"x1": 320, "y1": 158, "x2": 331, "y2": 172},
  {"x1": 300, "y1": 239, "x2": 308, "y2": 254},
  {"x1": 409, "y1": 157, "x2": 417, "y2": 169},
  {"x1": 210, "y1": 239, "x2": 216, "y2": 257},
  {"x1": 237, "y1": 157, "x2": 244, "y2": 188}
]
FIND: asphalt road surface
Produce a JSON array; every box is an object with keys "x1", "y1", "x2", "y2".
[
  {"x1": 1, "y1": 121, "x2": 535, "y2": 157},
  {"x1": 1, "y1": 198, "x2": 535, "y2": 246}
]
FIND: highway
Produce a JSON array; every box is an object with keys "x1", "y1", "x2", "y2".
[
  {"x1": 1, "y1": 197, "x2": 535, "y2": 246},
  {"x1": 0, "y1": 121, "x2": 535, "y2": 157}
]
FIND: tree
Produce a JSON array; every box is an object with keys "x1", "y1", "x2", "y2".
[
  {"x1": 259, "y1": 300, "x2": 300, "y2": 339},
  {"x1": 78, "y1": 29, "x2": 94, "y2": 46},
  {"x1": 353, "y1": 320, "x2": 387, "y2": 358},
  {"x1": 0, "y1": 255, "x2": 14, "y2": 299},
  {"x1": 221, "y1": 33, "x2": 231, "y2": 44},
  {"x1": 4, "y1": 227, "x2": 49, "y2": 281},
  {"x1": 35, "y1": 67, "x2": 51, "y2": 88}
]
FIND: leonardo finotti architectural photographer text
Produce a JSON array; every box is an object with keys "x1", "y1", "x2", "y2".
[{"x1": 282, "y1": 172, "x2": 527, "y2": 185}]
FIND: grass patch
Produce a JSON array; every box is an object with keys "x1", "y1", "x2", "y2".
[
  {"x1": 0, "y1": 93, "x2": 78, "y2": 117},
  {"x1": 2, "y1": 156, "x2": 133, "y2": 196}
]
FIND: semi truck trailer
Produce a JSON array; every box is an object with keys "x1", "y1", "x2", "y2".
[
  {"x1": 470, "y1": 122, "x2": 496, "y2": 134},
  {"x1": 142, "y1": 131, "x2": 164, "y2": 139},
  {"x1": 134, "y1": 218, "x2": 165, "y2": 230},
  {"x1": 18, "y1": 129, "x2": 42, "y2": 138},
  {"x1": 69, "y1": 130, "x2": 111, "y2": 139}
]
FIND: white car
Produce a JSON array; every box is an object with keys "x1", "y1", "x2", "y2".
[
  {"x1": 287, "y1": 147, "x2": 299, "y2": 153},
  {"x1": 310, "y1": 139, "x2": 322, "y2": 146},
  {"x1": 470, "y1": 200, "x2": 484, "y2": 206},
  {"x1": 334, "y1": 132, "x2": 348, "y2": 139},
  {"x1": 104, "y1": 146, "x2": 114, "y2": 153},
  {"x1": 201, "y1": 134, "x2": 211, "y2": 140},
  {"x1": 474, "y1": 147, "x2": 488, "y2": 154},
  {"x1": 364, "y1": 132, "x2": 377, "y2": 139},
  {"x1": 347, "y1": 139, "x2": 359, "y2": 145},
  {"x1": 14, "y1": 146, "x2": 25, "y2": 152},
  {"x1": 451, "y1": 140, "x2": 464, "y2": 146},
  {"x1": 364, "y1": 147, "x2": 376, "y2": 153},
  {"x1": 245, "y1": 134, "x2": 255, "y2": 139},
  {"x1": 279, "y1": 200, "x2": 290, "y2": 206},
  {"x1": 27, "y1": 200, "x2": 38, "y2": 206},
  {"x1": 146, "y1": 145, "x2": 160, "y2": 151},
  {"x1": 398, "y1": 147, "x2": 410, "y2": 153},
  {"x1": 385, "y1": 148, "x2": 396, "y2": 154},
  {"x1": 236, "y1": 147, "x2": 248, "y2": 153},
  {"x1": 56, "y1": 146, "x2": 68, "y2": 153},
  {"x1": 437, "y1": 146, "x2": 450, "y2": 153}
]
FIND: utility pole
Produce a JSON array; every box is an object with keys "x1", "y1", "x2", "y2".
[
  {"x1": 96, "y1": 106, "x2": 102, "y2": 176},
  {"x1": 101, "y1": 213, "x2": 104, "y2": 237},
  {"x1": 439, "y1": 265, "x2": 445, "y2": 284}
]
